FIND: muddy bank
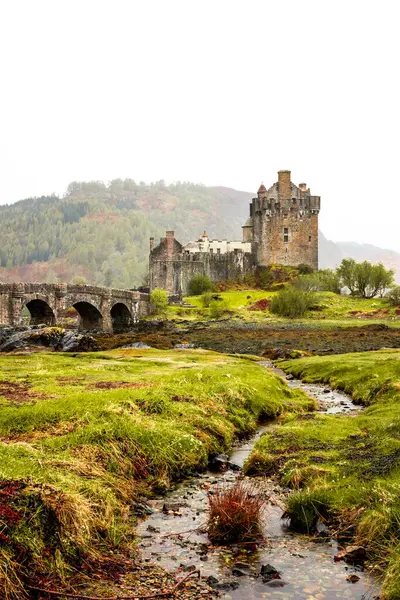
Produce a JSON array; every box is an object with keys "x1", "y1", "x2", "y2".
[{"x1": 95, "y1": 321, "x2": 400, "y2": 356}]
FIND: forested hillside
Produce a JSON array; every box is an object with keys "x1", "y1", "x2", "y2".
[
  {"x1": 0, "y1": 179, "x2": 399, "y2": 287},
  {"x1": 0, "y1": 180, "x2": 252, "y2": 288}
]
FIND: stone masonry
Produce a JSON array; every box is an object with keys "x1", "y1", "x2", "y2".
[
  {"x1": 149, "y1": 170, "x2": 321, "y2": 296},
  {"x1": 0, "y1": 283, "x2": 150, "y2": 332}
]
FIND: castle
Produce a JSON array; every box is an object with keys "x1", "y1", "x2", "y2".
[{"x1": 149, "y1": 170, "x2": 321, "y2": 296}]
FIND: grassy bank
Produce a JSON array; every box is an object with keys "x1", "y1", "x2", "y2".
[
  {"x1": 246, "y1": 349, "x2": 400, "y2": 598},
  {"x1": 0, "y1": 348, "x2": 312, "y2": 598},
  {"x1": 165, "y1": 290, "x2": 400, "y2": 326}
]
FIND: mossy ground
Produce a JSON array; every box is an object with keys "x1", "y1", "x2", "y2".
[
  {"x1": 0, "y1": 348, "x2": 312, "y2": 598},
  {"x1": 246, "y1": 349, "x2": 400, "y2": 599}
]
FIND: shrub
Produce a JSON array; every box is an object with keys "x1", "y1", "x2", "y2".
[
  {"x1": 295, "y1": 269, "x2": 341, "y2": 294},
  {"x1": 200, "y1": 292, "x2": 213, "y2": 307},
  {"x1": 270, "y1": 287, "x2": 317, "y2": 318},
  {"x1": 207, "y1": 480, "x2": 265, "y2": 543},
  {"x1": 297, "y1": 263, "x2": 314, "y2": 275},
  {"x1": 150, "y1": 288, "x2": 168, "y2": 314},
  {"x1": 259, "y1": 270, "x2": 271, "y2": 290},
  {"x1": 387, "y1": 286, "x2": 400, "y2": 307},
  {"x1": 188, "y1": 274, "x2": 212, "y2": 295},
  {"x1": 209, "y1": 299, "x2": 227, "y2": 319}
]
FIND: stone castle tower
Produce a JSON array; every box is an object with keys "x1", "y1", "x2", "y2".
[
  {"x1": 149, "y1": 170, "x2": 321, "y2": 295},
  {"x1": 242, "y1": 170, "x2": 320, "y2": 269}
]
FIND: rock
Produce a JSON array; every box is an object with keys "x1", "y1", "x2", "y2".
[
  {"x1": 146, "y1": 525, "x2": 160, "y2": 533},
  {"x1": 232, "y1": 568, "x2": 248, "y2": 577},
  {"x1": 162, "y1": 501, "x2": 188, "y2": 513},
  {"x1": 134, "y1": 503, "x2": 154, "y2": 516},
  {"x1": 323, "y1": 388, "x2": 331, "y2": 393},
  {"x1": 347, "y1": 574, "x2": 361, "y2": 583},
  {"x1": 227, "y1": 461, "x2": 242, "y2": 471},
  {"x1": 260, "y1": 563, "x2": 281, "y2": 582},
  {"x1": 335, "y1": 545, "x2": 367, "y2": 564},
  {"x1": 266, "y1": 580, "x2": 288, "y2": 588},
  {"x1": 0, "y1": 327, "x2": 64, "y2": 352},
  {"x1": 56, "y1": 330, "x2": 98, "y2": 352},
  {"x1": 206, "y1": 576, "x2": 239, "y2": 591},
  {"x1": 174, "y1": 343, "x2": 197, "y2": 349},
  {"x1": 206, "y1": 576, "x2": 219, "y2": 587},
  {"x1": 209, "y1": 454, "x2": 229, "y2": 472},
  {"x1": 122, "y1": 341, "x2": 152, "y2": 349}
]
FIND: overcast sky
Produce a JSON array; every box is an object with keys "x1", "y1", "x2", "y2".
[{"x1": 1, "y1": 0, "x2": 399, "y2": 251}]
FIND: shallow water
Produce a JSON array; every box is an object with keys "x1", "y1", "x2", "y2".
[{"x1": 136, "y1": 362, "x2": 380, "y2": 600}]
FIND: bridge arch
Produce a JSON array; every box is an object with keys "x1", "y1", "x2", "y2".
[
  {"x1": 24, "y1": 298, "x2": 56, "y2": 326},
  {"x1": 110, "y1": 302, "x2": 134, "y2": 332},
  {"x1": 73, "y1": 301, "x2": 103, "y2": 331}
]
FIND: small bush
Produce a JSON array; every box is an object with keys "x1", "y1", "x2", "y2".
[
  {"x1": 150, "y1": 288, "x2": 168, "y2": 314},
  {"x1": 209, "y1": 300, "x2": 227, "y2": 319},
  {"x1": 270, "y1": 287, "x2": 318, "y2": 318},
  {"x1": 297, "y1": 263, "x2": 314, "y2": 275},
  {"x1": 207, "y1": 480, "x2": 265, "y2": 543},
  {"x1": 200, "y1": 292, "x2": 213, "y2": 307},
  {"x1": 387, "y1": 286, "x2": 400, "y2": 307},
  {"x1": 188, "y1": 274, "x2": 212, "y2": 295},
  {"x1": 295, "y1": 269, "x2": 341, "y2": 294}
]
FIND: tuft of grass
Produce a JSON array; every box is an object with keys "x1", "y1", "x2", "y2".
[{"x1": 206, "y1": 480, "x2": 265, "y2": 544}]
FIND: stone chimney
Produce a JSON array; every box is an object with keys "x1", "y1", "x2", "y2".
[
  {"x1": 150, "y1": 237, "x2": 155, "y2": 251},
  {"x1": 299, "y1": 183, "x2": 307, "y2": 192},
  {"x1": 278, "y1": 170, "x2": 291, "y2": 201},
  {"x1": 166, "y1": 231, "x2": 175, "y2": 259}
]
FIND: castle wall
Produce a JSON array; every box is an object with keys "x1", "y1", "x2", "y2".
[{"x1": 149, "y1": 243, "x2": 254, "y2": 296}]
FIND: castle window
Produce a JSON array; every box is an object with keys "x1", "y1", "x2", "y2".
[
  {"x1": 283, "y1": 227, "x2": 289, "y2": 243},
  {"x1": 292, "y1": 198, "x2": 296, "y2": 204},
  {"x1": 309, "y1": 235, "x2": 311, "y2": 242}
]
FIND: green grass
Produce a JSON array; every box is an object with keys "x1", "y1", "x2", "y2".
[
  {"x1": 246, "y1": 349, "x2": 400, "y2": 599},
  {"x1": 0, "y1": 348, "x2": 312, "y2": 598},
  {"x1": 164, "y1": 289, "x2": 400, "y2": 326}
]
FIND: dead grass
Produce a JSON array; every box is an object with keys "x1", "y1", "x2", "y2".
[{"x1": 207, "y1": 479, "x2": 266, "y2": 544}]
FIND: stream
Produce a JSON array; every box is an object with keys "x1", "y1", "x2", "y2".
[{"x1": 136, "y1": 362, "x2": 380, "y2": 599}]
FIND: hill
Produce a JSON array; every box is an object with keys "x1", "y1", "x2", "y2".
[{"x1": 0, "y1": 179, "x2": 399, "y2": 287}]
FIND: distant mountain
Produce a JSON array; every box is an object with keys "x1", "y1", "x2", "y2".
[
  {"x1": 319, "y1": 233, "x2": 400, "y2": 283},
  {"x1": 0, "y1": 180, "x2": 398, "y2": 286}
]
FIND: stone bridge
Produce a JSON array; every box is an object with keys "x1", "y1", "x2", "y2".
[{"x1": 0, "y1": 283, "x2": 150, "y2": 332}]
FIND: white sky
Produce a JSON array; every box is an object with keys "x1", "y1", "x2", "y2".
[{"x1": 1, "y1": 0, "x2": 399, "y2": 251}]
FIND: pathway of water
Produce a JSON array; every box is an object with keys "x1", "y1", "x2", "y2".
[{"x1": 136, "y1": 362, "x2": 380, "y2": 600}]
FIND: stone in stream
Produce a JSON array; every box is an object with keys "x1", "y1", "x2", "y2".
[
  {"x1": 209, "y1": 454, "x2": 229, "y2": 472},
  {"x1": 231, "y1": 568, "x2": 248, "y2": 577},
  {"x1": 134, "y1": 503, "x2": 154, "y2": 516},
  {"x1": 335, "y1": 545, "x2": 367, "y2": 564},
  {"x1": 162, "y1": 501, "x2": 188, "y2": 514},
  {"x1": 260, "y1": 563, "x2": 281, "y2": 582},
  {"x1": 227, "y1": 461, "x2": 242, "y2": 471},
  {"x1": 206, "y1": 576, "x2": 240, "y2": 591}
]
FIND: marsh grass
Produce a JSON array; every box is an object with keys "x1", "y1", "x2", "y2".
[
  {"x1": 0, "y1": 348, "x2": 311, "y2": 598},
  {"x1": 246, "y1": 349, "x2": 400, "y2": 598},
  {"x1": 207, "y1": 480, "x2": 265, "y2": 544}
]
